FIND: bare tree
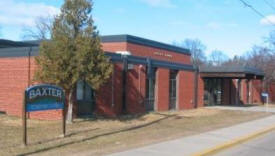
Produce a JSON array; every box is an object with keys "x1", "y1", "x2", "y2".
[
  {"x1": 223, "y1": 55, "x2": 247, "y2": 67},
  {"x1": 21, "y1": 16, "x2": 53, "y2": 40},
  {"x1": 208, "y1": 50, "x2": 229, "y2": 66},
  {"x1": 245, "y1": 45, "x2": 275, "y2": 88},
  {"x1": 174, "y1": 39, "x2": 207, "y2": 67},
  {"x1": 265, "y1": 31, "x2": 275, "y2": 51}
]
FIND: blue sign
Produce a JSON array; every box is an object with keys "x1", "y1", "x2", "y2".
[{"x1": 25, "y1": 84, "x2": 65, "y2": 112}]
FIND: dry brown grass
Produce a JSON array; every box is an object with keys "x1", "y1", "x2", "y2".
[{"x1": 0, "y1": 108, "x2": 272, "y2": 156}]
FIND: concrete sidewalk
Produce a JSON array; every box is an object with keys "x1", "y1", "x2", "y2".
[
  {"x1": 207, "y1": 105, "x2": 275, "y2": 113},
  {"x1": 108, "y1": 115, "x2": 275, "y2": 156}
]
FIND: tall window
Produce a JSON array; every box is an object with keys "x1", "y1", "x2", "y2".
[
  {"x1": 169, "y1": 70, "x2": 178, "y2": 109},
  {"x1": 76, "y1": 80, "x2": 94, "y2": 101},
  {"x1": 145, "y1": 68, "x2": 157, "y2": 111}
]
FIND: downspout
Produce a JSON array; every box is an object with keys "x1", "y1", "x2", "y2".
[
  {"x1": 122, "y1": 55, "x2": 128, "y2": 113},
  {"x1": 111, "y1": 65, "x2": 115, "y2": 107},
  {"x1": 27, "y1": 47, "x2": 32, "y2": 119},
  {"x1": 28, "y1": 47, "x2": 32, "y2": 87}
]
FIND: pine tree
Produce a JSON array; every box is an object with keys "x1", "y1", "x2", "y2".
[{"x1": 34, "y1": 0, "x2": 112, "y2": 123}]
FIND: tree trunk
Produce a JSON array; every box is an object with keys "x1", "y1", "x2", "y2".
[{"x1": 66, "y1": 89, "x2": 74, "y2": 124}]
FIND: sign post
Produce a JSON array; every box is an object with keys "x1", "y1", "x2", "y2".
[
  {"x1": 22, "y1": 91, "x2": 27, "y2": 146},
  {"x1": 262, "y1": 93, "x2": 269, "y2": 112},
  {"x1": 23, "y1": 84, "x2": 65, "y2": 146}
]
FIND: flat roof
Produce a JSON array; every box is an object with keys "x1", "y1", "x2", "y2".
[
  {"x1": 101, "y1": 35, "x2": 191, "y2": 55},
  {"x1": 0, "y1": 46, "x2": 193, "y2": 71},
  {"x1": 0, "y1": 39, "x2": 37, "y2": 48},
  {"x1": 200, "y1": 66, "x2": 264, "y2": 79},
  {"x1": 0, "y1": 35, "x2": 191, "y2": 56}
]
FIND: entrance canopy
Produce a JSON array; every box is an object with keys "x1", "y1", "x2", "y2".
[{"x1": 200, "y1": 66, "x2": 264, "y2": 79}]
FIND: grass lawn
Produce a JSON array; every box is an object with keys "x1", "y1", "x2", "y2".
[{"x1": 0, "y1": 108, "x2": 272, "y2": 156}]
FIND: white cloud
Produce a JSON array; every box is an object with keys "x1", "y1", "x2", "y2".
[
  {"x1": 0, "y1": 0, "x2": 59, "y2": 27},
  {"x1": 260, "y1": 15, "x2": 275, "y2": 26},
  {"x1": 139, "y1": 0, "x2": 176, "y2": 8}
]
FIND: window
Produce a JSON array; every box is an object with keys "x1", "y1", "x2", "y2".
[
  {"x1": 145, "y1": 67, "x2": 157, "y2": 111},
  {"x1": 77, "y1": 80, "x2": 84, "y2": 100},
  {"x1": 169, "y1": 70, "x2": 178, "y2": 109},
  {"x1": 76, "y1": 80, "x2": 94, "y2": 101}
]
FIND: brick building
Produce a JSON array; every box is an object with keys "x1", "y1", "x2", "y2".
[{"x1": 0, "y1": 35, "x2": 271, "y2": 120}]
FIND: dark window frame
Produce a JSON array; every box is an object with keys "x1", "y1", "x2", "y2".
[{"x1": 169, "y1": 70, "x2": 178, "y2": 109}]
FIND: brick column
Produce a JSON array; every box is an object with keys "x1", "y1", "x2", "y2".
[
  {"x1": 178, "y1": 70, "x2": 194, "y2": 110},
  {"x1": 197, "y1": 76, "x2": 205, "y2": 107},
  {"x1": 222, "y1": 79, "x2": 230, "y2": 105},
  {"x1": 243, "y1": 80, "x2": 249, "y2": 104},
  {"x1": 155, "y1": 68, "x2": 169, "y2": 111}
]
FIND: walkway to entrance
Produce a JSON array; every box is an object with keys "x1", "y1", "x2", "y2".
[
  {"x1": 200, "y1": 66, "x2": 264, "y2": 106},
  {"x1": 206, "y1": 105, "x2": 275, "y2": 113}
]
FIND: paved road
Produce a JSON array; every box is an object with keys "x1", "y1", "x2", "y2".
[{"x1": 215, "y1": 130, "x2": 275, "y2": 156}]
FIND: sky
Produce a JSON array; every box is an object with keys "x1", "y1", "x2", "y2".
[{"x1": 0, "y1": 0, "x2": 275, "y2": 58}]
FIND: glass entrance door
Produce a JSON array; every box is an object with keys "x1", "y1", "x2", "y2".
[{"x1": 204, "y1": 79, "x2": 223, "y2": 106}]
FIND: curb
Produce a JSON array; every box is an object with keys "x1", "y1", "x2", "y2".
[{"x1": 192, "y1": 125, "x2": 275, "y2": 156}]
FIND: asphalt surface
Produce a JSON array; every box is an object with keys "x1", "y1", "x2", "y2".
[{"x1": 215, "y1": 130, "x2": 275, "y2": 156}]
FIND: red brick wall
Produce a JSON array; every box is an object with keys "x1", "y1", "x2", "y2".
[
  {"x1": 101, "y1": 41, "x2": 194, "y2": 112},
  {"x1": 241, "y1": 80, "x2": 248, "y2": 104},
  {"x1": 96, "y1": 63, "x2": 148, "y2": 117},
  {"x1": 126, "y1": 64, "x2": 146, "y2": 114},
  {"x1": 252, "y1": 80, "x2": 263, "y2": 104},
  {"x1": 222, "y1": 79, "x2": 231, "y2": 105},
  {"x1": 0, "y1": 57, "x2": 61, "y2": 120},
  {"x1": 197, "y1": 76, "x2": 204, "y2": 107},
  {"x1": 0, "y1": 57, "x2": 29, "y2": 116},
  {"x1": 101, "y1": 42, "x2": 127, "y2": 52},
  {"x1": 95, "y1": 64, "x2": 123, "y2": 117},
  {"x1": 0, "y1": 40, "x2": 194, "y2": 120},
  {"x1": 230, "y1": 79, "x2": 237, "y2": 105},
  {"x1": 178, "y1": 71, "x2": 194, "y2": 109},
  {"x1": 127, "y1": 43, "x2": 191, "y2": 64},
  {"x1": 101, "y1": 42, "x2": 191, "y2": 65},
  {"x1": 268, "y1": 82, "x2": 275, "y2": 103},
  {"x1": 155, "y1": 68, "x2": 169, "y2": 111}
]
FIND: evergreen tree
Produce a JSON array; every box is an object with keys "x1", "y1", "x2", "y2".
[{"x1": 34, "y1": 0, "x2": 112, "y2": 123}]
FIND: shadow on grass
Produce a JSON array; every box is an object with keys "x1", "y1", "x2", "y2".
[
  {"x1": 19, "y1": 113, "x2": 176, "y2": 156},
  {"x1": 30, "y1": 127, "x2": 100, "y2": 145},
  {"x1": 75, "y1": 112, "x2": 153, "y2": 123},
  {"x1": 1, "y1": 126, "x2": 100, "y2": 150},
  {"x1": 207, "y1": 104, "x2": 260, "y2": 107}
]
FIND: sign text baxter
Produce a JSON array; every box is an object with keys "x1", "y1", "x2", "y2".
[
  {"x1": 26, "y1": 84, "x2": 64, "y2": 112},
  {"x1": 29, "y1": 87, "x2": 62, "y2": 100}
]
